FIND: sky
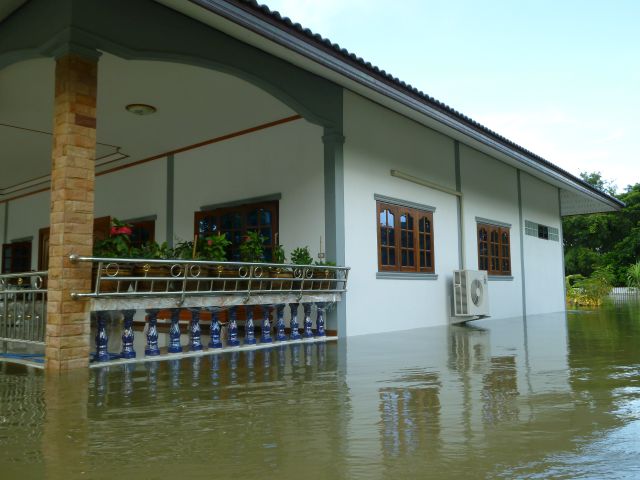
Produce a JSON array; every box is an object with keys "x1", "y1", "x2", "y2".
[{"x1": 264, "y1": 0, "x2": 640, "y2": 194}]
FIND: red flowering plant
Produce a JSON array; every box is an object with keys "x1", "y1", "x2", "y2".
[
  {"x1": 93, "y1": 218, "x2": 135, "y2": 258},
  {"x1": 199, "y1": 233, "x2": 231, "y2": 261}
]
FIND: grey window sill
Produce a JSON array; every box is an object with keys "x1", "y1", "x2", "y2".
[
  {"x1": 488, "y1": 275, "x2": 514, "y2": 281},
  {"x1": 376, "y1": 272, "x2": 438, "y2": 280}
]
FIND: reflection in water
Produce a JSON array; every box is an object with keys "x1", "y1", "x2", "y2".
[{"x1": 2, "y1": 304, "x2": 640, "y2": 478}]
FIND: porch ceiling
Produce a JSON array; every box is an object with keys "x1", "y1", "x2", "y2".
[{"x1": 0, "y1": 51, "x2": 295, "y2": 196}]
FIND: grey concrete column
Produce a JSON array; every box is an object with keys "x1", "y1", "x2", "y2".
[{"x1": 323, "y1": 127, "x2": 346, "y2": 337}]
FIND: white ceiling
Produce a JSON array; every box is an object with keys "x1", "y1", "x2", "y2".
[{"x1": 0, "y1": 52, "x2": 296, "y2": 193}]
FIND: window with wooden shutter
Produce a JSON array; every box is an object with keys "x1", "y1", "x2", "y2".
[{"x1": 476, "y1": 223, "x2": 511, "y2": 275}]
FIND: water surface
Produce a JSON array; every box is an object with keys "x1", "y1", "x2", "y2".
[{"x1": 1, "y1": 302, "x2": 639, "y2": 479}]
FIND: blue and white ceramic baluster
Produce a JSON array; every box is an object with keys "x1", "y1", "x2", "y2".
[
  {"x1": 120, "y1": 309, "x2": 136, "y2": 359},
  {"x1": 289, "y1": 303, "x2": 301, "y2": 340},
  {"x1": 244, "y1": 307, "x2": 256, "y2": 345},
  {"x1": 208, "y1": 308, "x2": 223, "y2": 349},
  {"x1": 95, "y1": 311, "x2": 110, "y2": 362},
  {"x1": 246, "y1": 349, "x2": 255, "y2": 383},
  {"x1": 144, "y1": 309, "x2": 160, "y2": 356},
  {"x1": 302, "y1": 303, "x2": 313, "y2": 339},
  {"x1": 168, "y1": 308, "x2": 182, "y2": 353},
  {"x1": 260, "y1": 305, "x2": 273, "y2": 343},
  {"x1": 263, "y1": 348, "x2": 271, "y2": 382},
  {"x1": 189, "y1": 308, "x2": 203, "y2": 351},
  {"x1": 275, "y1": 304, "x2": 287, "y2": 341},
  {"x1": 227, "y1": 307, "x2": 240, "y2": 347},
  {"x1": 315, "y1": 303, "x2": 326, "y2": 337},
  {"x1": 192, "y1": 356, "x2": 201, "y2": 387},
  {"x1": 146, "y1": 361, "x2": 158, "y2": 399}
]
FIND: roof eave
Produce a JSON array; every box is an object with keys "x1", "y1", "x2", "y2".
[{"x1": 180, "y1": 0, "x2": 623, "y2": 212}]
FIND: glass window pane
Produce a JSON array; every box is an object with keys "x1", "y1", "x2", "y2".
[
  {"x1": 401, "y1": 250, "x2": 407, "y2": 266},
  {"x1": 389, "y1": 249, "x2": 396, "y2": 265},
  {"x1": 401, "y1": 230, "x2": 407, "y2": 247},
  {"x1": 261, "y1": 210, "x2": 272, "y2": 225},
  {"x1": 382, "y1": 248, "x2": 388, "y2": 265},
  {"x1": 419, "y1": 235, "x2": 425, "y2": 249},
  {"x1": 408, "y1": 215, "x2": 414, "y2": 230},
  {"x1": 400, "y1": 214, "x2": 407, "y2": 229},
  {"x1": 389, "y1": 230, "x2": 395, "y2": 246},
  {"x1": 247, "y1": 210, "x2": 258, "y2": 227},
  {"x1": 408, "y1": 251, "x2": 414, "y2": 266},
  {"x1": 388, "y1": 212, "x2": 395, "y2": 228},
  {"x1": 380, "y1": 211, "x2": 387, "y2": 227},
  {"x1": 420, "y1": 252, "x2": 425, "y2": 267}
]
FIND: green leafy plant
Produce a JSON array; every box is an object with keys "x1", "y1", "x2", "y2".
[
  {"x1": 627, "y1": 261, "x2": 640, "y2": 289},
  {"x1": 566, "y1": 266, "x2": 614, "y2": 306},
  {"x1": 239, "y1": 231, "x2": 265, "y2": 263},
  {"x1": 93, "y1": 218, "x2": 133, "y2": 258},
  {"x1": 137, "y1": 241, "x2": 173, "y2": 260},
  {"x1": 314, "y1": 260, "x2": 336, "y2": 267},
  {"x1": 273, "y1": 243, "x2": 286, "y2": 264},
  {"x1": 291, "y1": 246, "x2": 313, "y2": 265},
  {"x1": 200, "y1": 234, "x2": 232, "y2": 261},
  {"x1": 173, "y1": 239, "x2": 196, "y2": 260}
]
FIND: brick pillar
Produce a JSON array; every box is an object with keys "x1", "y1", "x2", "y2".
[{"x1": 45, "y1": 54, "x2": 98, "y2": 371}]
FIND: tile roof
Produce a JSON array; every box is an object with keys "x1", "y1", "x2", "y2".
[{"x1": 226, "y1": 0, "x2": 623, "y2": 207}]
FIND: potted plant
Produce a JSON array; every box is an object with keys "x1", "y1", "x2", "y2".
[
  {"x1": 200, "y1": 233, "x2": 232, "y2": 291},
  {"x1": 92, "y1": 218, "x2": 135, "y2": 292},
  {"x1": 270, "y1": 240, "x2": 292, "y2": 290},
  {"x1": 238, "y1": 231, "x2": 266, "y2": 291},
  {"x1": 133, "y1": 240, "x2": 175, "y2": 292},
  {"x1": 314, "y1": 260, "x2": 337, "y2": 290},
  {"x1": 291, "y1": 246, "x2": 313, "y2": 290}
]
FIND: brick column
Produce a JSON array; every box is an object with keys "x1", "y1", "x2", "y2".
[{"x1": 45, "y1": 54, "x2": 98, "y2": 371}]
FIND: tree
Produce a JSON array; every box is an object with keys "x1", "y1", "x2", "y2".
[{"x1": 563, "y1": 173, "x2": 640, "y2": 285}]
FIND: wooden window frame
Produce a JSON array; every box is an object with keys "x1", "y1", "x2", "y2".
[
  {"x1": 477, "y1": 223, "x2": 511, "y2": 276},
  {"x1": 376, "y1": 201, "x2": 435, "y2": 273},
  {"x1": 2, "y1": 240, "x2": 32, "y2": 274},
  {"x1": 194, "y1": 200, "x2": 279, "y2": 262}
]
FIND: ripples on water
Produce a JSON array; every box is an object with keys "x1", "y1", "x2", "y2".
[{"x1": 1, "y1": 302, "x2": 639, "y2": 479}]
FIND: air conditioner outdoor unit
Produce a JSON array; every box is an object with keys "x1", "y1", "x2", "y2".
[{"x1": 452, "y1": 270, "x2": 490, "y2": 319}]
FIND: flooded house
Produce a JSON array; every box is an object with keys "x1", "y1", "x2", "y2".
[{"x1": 0, "y1": 0, "x2": 623, "y2": 370}]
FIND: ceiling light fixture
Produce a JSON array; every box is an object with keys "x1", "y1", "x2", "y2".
[{"x1": 125, "y1": 103, "x2": 157, "y2": 116}]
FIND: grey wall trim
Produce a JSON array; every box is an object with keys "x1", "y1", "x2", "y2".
[
  {"x1": 517, "y1": 170, "x2": 527, "y2": 317},
  {"x1": 2, "y1": 202, "x2": 8, "y2": 244},
  {"x1": 374, "y1": 194, "x2": 436, "y2": 212},
  {"x1": 123, "y1": 214, "x2": 158, "y2": 223},
  {"x1": 455, "y1": 140, "x2": 464, "y2": 269},
  {"x1": 10, "y1": 236, "x2": 33, "y2": 243},
  {"x1": 475, "y1": 216, "x2": 511, "y2": 229},
  {"x1": 558, "y1": 188, "x2": 566, "y2": 301},
  {"x1": 376, "y1": 272, "x2": 438, "y2": 280},
  {"x1": 166, "y1": 155, "x2": 174, "y2": 247},
  {"x1": 488, "y1": 275, "x2": 514, "y2": 282},
  {"x1": 200, "y1": 193, "x2": 282, "y2": 212},
  {"x1": 323, "y1": 125, "x2": 346, "y2": 337}
]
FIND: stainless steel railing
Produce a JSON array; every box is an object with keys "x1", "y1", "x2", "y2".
[
  {"x1": 70, "y1": 255, "x2": 349, "y2": 305},
  {"x1": 0, "y1": 271, "x2": 47, "y2": 345}
]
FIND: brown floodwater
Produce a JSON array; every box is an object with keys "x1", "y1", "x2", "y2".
[{"x1": 1, "y1": 301, "x2": 639, "y2": 479}]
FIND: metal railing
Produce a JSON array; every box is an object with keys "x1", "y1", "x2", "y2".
[
  {"x1": 0, "y1": 271, "x2": 47, "y2": 345},
  {"x1": 69, "y1": 255, "x2": 349, "y2": 308}
]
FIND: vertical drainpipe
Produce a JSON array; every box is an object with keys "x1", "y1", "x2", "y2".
[
  {"x1": 323, "y1": 127, "x2": 346, "y2": 337},
  {"x1": 166, "y1": 154, "x2": 174, "y2": 248},
  {"x1": 558, "y1": 188, "x2": 567, "y2": 303},
  {"x1": 2, "y1": 202, "x2": 8, "y2": 244},
  {"x1": 517, "y1": 170, "x2": 527, "y2": 317},
  {"x1": 454, "y1": 141, "x2": 464, "y2": 269}
]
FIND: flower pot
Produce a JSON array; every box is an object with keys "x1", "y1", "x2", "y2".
[
  {"x1": 92, "y1": 264, "x2": 133, "y2": 293},
  {"x1": 208, "y1": 265, "x2": 248, "y2": 292},
  {"x1": 133, "y1": 264, "x2": 177, "y2": 292},
  {"x1": 269, "y1": 267, "x2": 294, "y2": 291},
  {"x1": 312, "y1": 269, "x2": 335, "y2": 290}
]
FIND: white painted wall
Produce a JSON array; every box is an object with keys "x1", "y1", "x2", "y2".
[
  {"x1": 521, "y1": 172, "x2": 565, "y2": 314},
  {"x1": 459, "y1": 144, "x2": 523, "y2": 320},
  {"x1": 95, "y1": 159, "x2": 168, "y2": 243},
  {"x1": 4, "y1": 190, "x2": 50, "y2": 269},
  {"x1": 173, "y1": 118, "x2": 325, "y2": 260},
  {"x1": 343, "y1": 91, "x2": 459, "y2": 336}
]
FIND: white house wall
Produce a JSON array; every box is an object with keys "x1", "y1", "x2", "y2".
[
  {"x1": 95, "y1": 159, "x2": 168, "y2": 243},
  {"x1": 343, "y1": 91, "x2": 459, "y2": 336},
  {"x1": 520, "y1": 172, "x2": 565, "y2": 315},
  {"x1": 459, "y1": 144, "x2": 523, "y2": 320},
  {"x1": 173, "y1": 118, "x2": 325, "y2": 259},
  {"x1": 4, "y1": 190, "x2": 50, "y2": 269}
]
